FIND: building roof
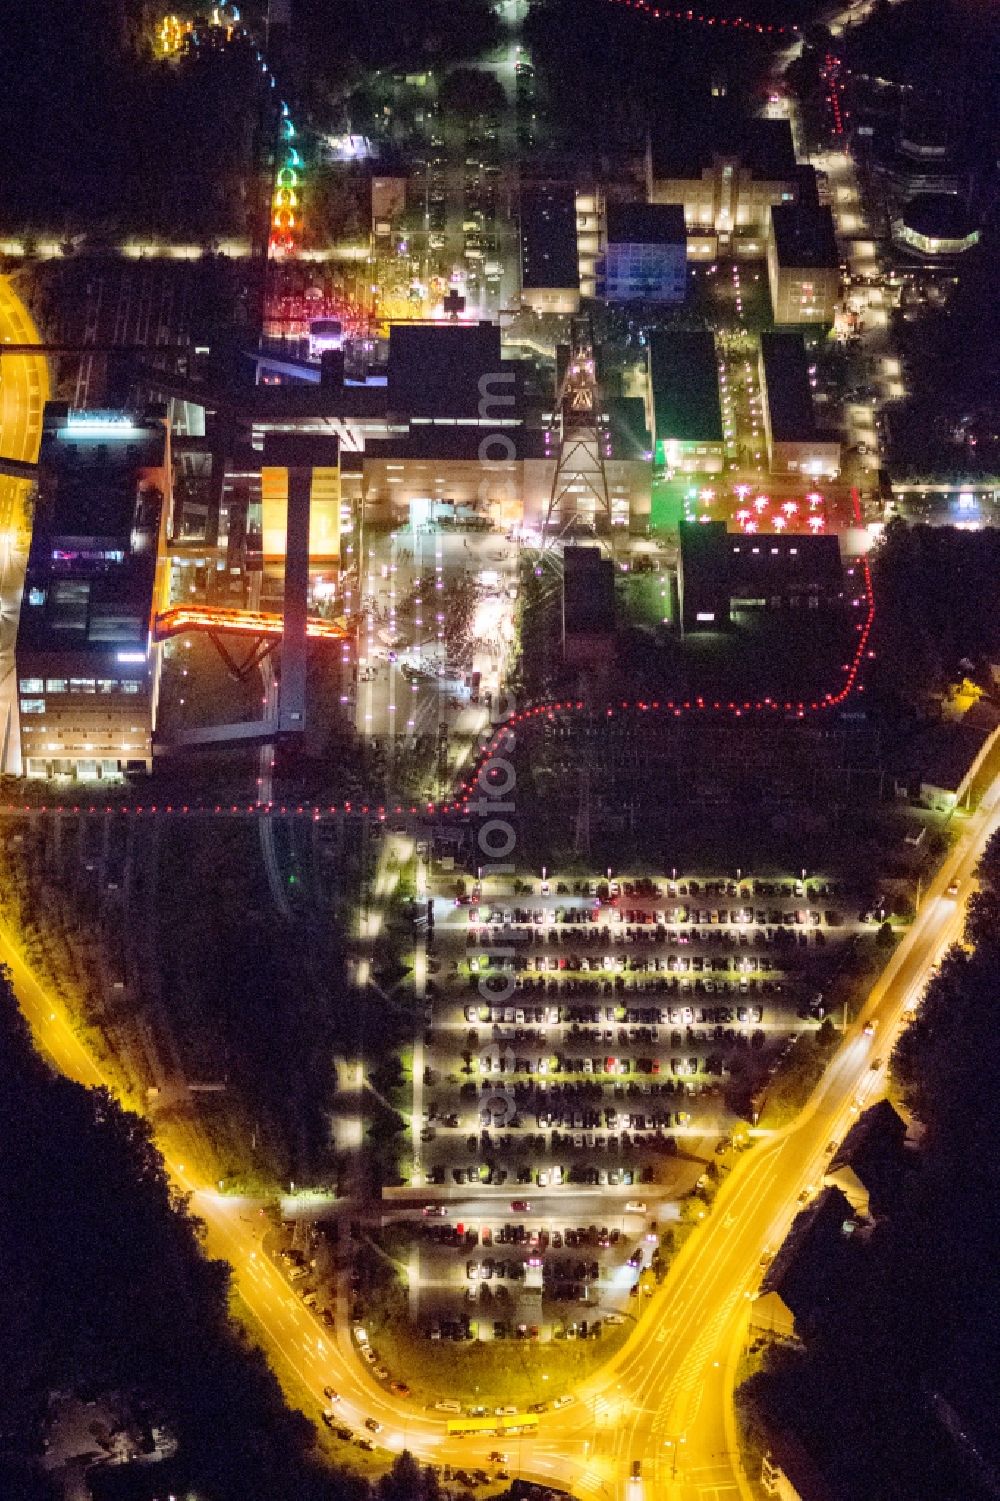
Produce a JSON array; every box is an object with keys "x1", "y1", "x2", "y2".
[
  {"x1": 519, "y1": 183, "x2": 580, "y2": 292},
  {"x1": 770, "y1": 202, "x2": 839, "y2": 270},
  {"x1": 761, "y1": 1185, "x2": 859, "y2": 1326},
  {"x1": 605, "y1": 201, "x2": 686, "y2": 246},
  {"x1": 760, "y1": 331, "x2": 817, "y2": 443},
  {"x1": 648, "y1": 331, "x2": 723, "y2": 445},
  {"x1": 679, "y1": 518, "x2": 729, "y2": 570},
  {"x1": 386, "y1": 323, "x2": 520, "y2": 418},
  {"x1": 901, "y1": 193, "x2": 977, "y2": 241},
  {"x1": 908, "y1": 699, "x2": 1000, "y2": 793},
  {"x1": 729, "y1": 533, "x2": 843, "y2": 594},
  {"x1": 603, "y1": 397, "x2": 652, "y2": 462},
  {"x1": 364, "y1": 424, "x2": 546, "y2": 462},
  {"x1": 828, "y1": 1100, "x2": 908, "y2": 1214},
  {"x1": 649, "y1": 107, "x2": 796, "y2": 182},
  {"x1": 17, "y1": 406, "x2": 165, "y2": 661},
  {"x1": 563, "y1": 547, "x2": 615, "y2": 635}
]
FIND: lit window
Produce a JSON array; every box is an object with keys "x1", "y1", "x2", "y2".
[
  {"x1": 20, "y1": 699, "x2": 45, "y2": 714},
  {"x1": 45, "y1": 679, "x2": 68, "y2": 693},
  {"x1": 121, "y1": 681, "x2": 141, "y2": 695},
  {"x1": 97, "y1": 680, "x2": 119, "y2": 694},
  {"x1": 70, "y1": 678, "x2": 97, "y2": 694},
  {"x1": 19, "y1": 678, "x2": 43, "y2": 694}
]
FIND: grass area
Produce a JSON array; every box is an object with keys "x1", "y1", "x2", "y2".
[
  {"x1": 368, "y1": 1297, "x2": 632, "y2": 1408},
  {"x1": 618, "y1": 570, "x2": 673, "y2": 629},
  {"x1": 756, "y1": 1022, "x2": 841, "y2": 1129}
]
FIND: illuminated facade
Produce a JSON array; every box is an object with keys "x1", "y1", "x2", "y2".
[
  {"x1": 16, "y1": 406, "x2": 172, "y2": 779},
  {"x1": 759, "y1": 333, "x2": 840, "y2": 479},
  {"x1": 892, "y1": 195, "x2": 981, "y2": 259},
  {"x1": 260, "y1": 453, "x2": 341, "y2": 562},
  {"x1": 646, "y1": 116, "x2": 798, "y2": 244},
  {"x1": 767, "y1": 204, "x2": 840, "y2": 325}
]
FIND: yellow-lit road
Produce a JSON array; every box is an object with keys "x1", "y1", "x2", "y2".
[
  {"x1": 0, "y1": 275, "x2": 48, "y2": 542},
  {"x1": 2, "y1": 678, "x2": 998, "y2": 1494},
  {"x1": 0, "y1": 276, "x2": 49, "y2": 773},
  {"x1": 3, "y1": 780, "x2": 996, "y2": 1498}
]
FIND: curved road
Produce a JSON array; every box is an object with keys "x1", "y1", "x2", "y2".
[
  {"x1": 2, "y1": 781, "x2": 994, "y2": 1497},
  {"x1": 0, "y1": 270, "x2": 991, "y2": 1501},
  {"x1": 0, "y1": 276, "x2": 49, "y2": 772}
]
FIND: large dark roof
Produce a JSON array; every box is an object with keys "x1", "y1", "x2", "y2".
[
  {"x1": 650, "y1": 108, "x2": 796, "y2": 182},
  {"x1": 762, "y1": 1185, "x2": 858, "y2": 1324},
  {"x1": 828, "y1": 1100, "x2": 908, "y2": 1214},
  {"x1": 729, "y1": 533, "x2": 843, "y2": 593},
  {"x1": 760, "y1": 332, "x2": 816, "y2": 442},
  {"x1": 770, "y1": 202, "x2": 839, "y2": 269},
  {"x1": 364, "y1": 425, "x2": 545, "y2": 462},
  {"x1": 386, "y1": 323, "x2": 520, "y2": 418},
  {"x1": 603, "y1": 397, "x2": 652, "y2": 461},
  {"x1": 648, "y1": 331, "x2": 722, "y2": 444},
  {"x1": 563, "y1": 547, "x2": 615, "y2": 635},
  {"x1": 605, "y1": 202, "x2": 686, "y2": 246},
  {"x1": 17, "y1": 406, "x2": 164, "y2": 658},
  {"x1": 901, "y1": 193, "x2": 977, "y2": 239},
  {"x1": 519, "y1": 183, "x2": 580, "y2": 291}
]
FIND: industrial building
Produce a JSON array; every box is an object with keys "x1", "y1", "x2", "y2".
[
  {"x1": 677, "y1": 520, "x2": 731, "y2": 631},
  {"x1": 758, "y1": 332, "x2": 841, "y2": 479},
  {"x1": 562, "y1": 546, "x2": 616, "y2": 667},
  {"x1": 646, "y1": 110, "x2": 798, "y2": 252},
  {"x1": 598, "y1": 203, "x2": 687, "y2": 303},
  {"x1": 678, "y1": 519, "x2": 844, "y2": 630},
  {"x1": 16, "y1": 405, "x2": 172, "y2": 779},
  {"x1": 767, "y1": 203, "x2": 841, "y2": 325},
  {"x1": 518, "y1": 182, "x2": 582, "y2": 315},
  {"x1": 646, "y1": 331, "x2": 724, "y2": 474},
  {"x1": 891, "y1": 194, "x2": 981, "y2": 260}
]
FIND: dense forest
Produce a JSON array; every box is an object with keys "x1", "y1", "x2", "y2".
[
  {"x1": 0, "y1": 973, "x2": 450, "y2": 1499},
  {"x1": 869, "y1": 520, "x2": 1000, "y2": 714}
]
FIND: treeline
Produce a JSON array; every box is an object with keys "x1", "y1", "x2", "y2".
[
  {"x1": 292, "y1": 0, "x2": 500, "y2": 87},
  {"x1": 737, "y1": 832, "x2": 1000, "y2": 1500},
  {"x1": 0, "y1": 975, "x2": 473, "y2": 1501},
  {"x1": 887, "y1": 246, "x2": 1000, "y2": 483},
  {"x1": 0, "y1": 2, "x2": 266, "y2": 237},
  {"x1": 870, "y1": 519, "x2": 1000, "y2": 714},
  {"x1": 0, "y1": 975, "x2": 357, "y2": 1500}
]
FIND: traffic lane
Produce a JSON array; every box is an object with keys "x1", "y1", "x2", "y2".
[
  {"x1": 619, "y1": 830, "x2": 988, "y2": 1476},
  {"x1": 194, "y1": 1193, "x2": 449, "y2": 1449},
  {"x1": 384, "y1": 1193, "x2": 663, "y2": 1224}
]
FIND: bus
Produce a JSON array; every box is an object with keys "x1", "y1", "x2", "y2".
[
  {"x1": 447, "y1": 1414, "x2": 540, "y2": 1438},
  {"x1": 308, "y1": 318, "x2": 343, "y2": 359}
]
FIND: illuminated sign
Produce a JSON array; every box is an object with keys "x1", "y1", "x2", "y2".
[{"x1": 64, "y1": 412, "x2": 141, "y2": 439}]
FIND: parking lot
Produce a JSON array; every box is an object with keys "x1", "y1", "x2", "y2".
[
  {"x1": 375, "y1": 870, "x2": 867, "y2": 1339},
  {"x1": 405, "y1": 1206, "x2": 665, "y2": 1339},
  {"x1": 418, "y1": 873, "x2": 859, "y2": 1179}
]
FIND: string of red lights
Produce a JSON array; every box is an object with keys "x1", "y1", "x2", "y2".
[
  {"x1": 821, "y1": 52, "x2": 847, "y2": 136},
  {"x1": 605, "y1": 0, "x2": 800, "y2": 38},
  {"x1": 4, "y1": 498, "x2": 874, "y2": 823}
]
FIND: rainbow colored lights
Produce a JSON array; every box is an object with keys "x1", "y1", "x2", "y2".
[{"x1": 270, "y1": 103, "x2": 303, "y2": 254}]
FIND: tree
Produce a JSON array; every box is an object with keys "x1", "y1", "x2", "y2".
[{"x1": 438, "y1": 67, "x2": 507, "y2": 120}]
